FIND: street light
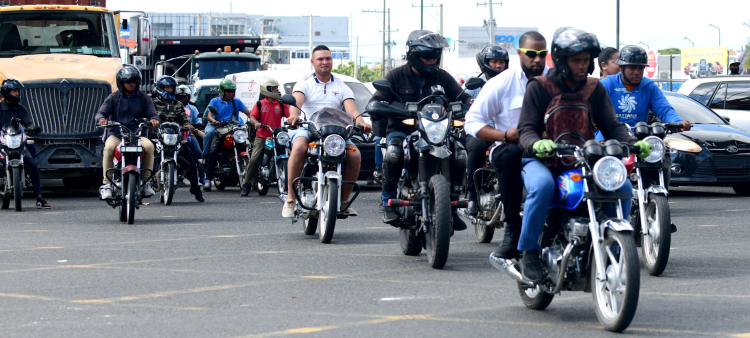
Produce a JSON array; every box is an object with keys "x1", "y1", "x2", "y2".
[
  {"x1": 708, "y1": 23, "x2": 721, "y2": 45},
  {"x1": 684, "y1": 36, "x2": 694, "y2": 47},
  {"x1": 638, "y1": 41, "x2": 649, "y2": 50}
]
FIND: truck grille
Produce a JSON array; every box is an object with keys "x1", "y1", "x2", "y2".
[{"x1": 21, "y1": 79, "x2": 111, "y2": 135}]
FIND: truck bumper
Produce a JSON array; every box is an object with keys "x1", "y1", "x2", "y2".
[{"x1": 34, "y1": 138, "x2": 104, "y2": 179}]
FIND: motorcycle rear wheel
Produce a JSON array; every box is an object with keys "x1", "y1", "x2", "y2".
[
  {"x1": 302, "y1": 215, "x2": 318, "y2": 235},
  {"x1": 257, "y1": 181, "x2": 269, "y2": 196},
  {"x1": 475, "y1": 223, "x2": 495, "y2": 243},
  {"x1": 425, "y1": 175, "x2": 451, "y2": 269},
  {"x1": 517, "y1": 283, "x2": 554, "y2": 310},
  {"x1": 318, "y1": 180, "x2": 338, "y2": 243},
  {"x1": 592, "y1": 230, "x2": 640, "y2": 332},
  {"x1": 399, "y1": 228, "x2": 422, "y2": 256},
  {"x1": 642, "y1": 194, "x2": 671, "y2": 276}
]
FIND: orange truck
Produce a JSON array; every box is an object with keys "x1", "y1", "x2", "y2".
[{"x1": 0, "y1": 0, "x2": 153, "y2": 187}]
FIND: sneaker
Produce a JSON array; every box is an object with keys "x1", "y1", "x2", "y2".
[
  {"x1": 203, "y1": 180, "x2": 213, "y2": 191},
  {"x1": 492, "y1": 226, "x2": 520, "y2": 259},
  {"x1": 36, "y1": 198, "x2": 51, "y2": 209},
  {"x1": 340, "y1": 203, "x2": 357, "y2": 216},
  {"x1": 520, "y1": 249, "x2": 546, "y2": 282},
  {"x1": 383, "y1": 205, "x2": 399, "y2": 223},
  {"x1": 466, "y1": 201, "x2": 478, "y2": 217},
  {"x1": 100, "y1": 184, "x2": 114, "y2": 200},
  {"x1": 142, "y1": 183, "x2": 155, "y2": 198},
  {"x1": 240, "y1": 183, "x2": 251, "y2": 197},
  {"x1": 452, "y1": 213, "x2": 467, "y2": 231},
  {"x1": 282, "y1": 200, "x2": 295, "y2": 218},
  {"x1": 671, "y1": 223, "x2": 677, "y2": 233},
  {"x1": 378, "y1": 202, "x2": 384, "y2": 211}
]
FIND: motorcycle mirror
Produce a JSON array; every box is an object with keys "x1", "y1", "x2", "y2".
[
  {"x1": 280, "y1": 94, "x2": 297, "y2": 106},
  {"x1": 26, "y1": 126, "x2": 41, "y2": 135},
  {"x1": 373, "y1": 79, "x2": 403, "y2": 103},
  {"x1": 207, "y1": 106, "x2": 219, "y2": 115},
  {"x1": 464, "y1": 77, "x2": 485, "y2": 90}
]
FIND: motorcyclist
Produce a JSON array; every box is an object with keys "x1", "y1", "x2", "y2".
[
  {"x1": 596, "y1": 45, "x2": 691, "y2": 188},
  {"x1": 729, "y1": 61, "x2": 741, "y2": 75},
  {"x1": 370, "y1": 30, "x2": 472, "y2": 230},
  {"x1": 464, "y1": 43, "x2": 511, "y2": 217},
  {"x1": 152, "y1": 76, "x2": 204, "y2": 202},
  {"x1": 95, "y1": 65, "x2": 160, "y2": 200},
  {"x1": 598, "y1": 47, "x2": 620, "y2": 79},
  {"x1": 175, "y1": 85, "x2": 206, "y2": 186},
  {"x1": 241, "y1": 78, "x2": 290, "y2": 197},
  {"x1": 513, "y1": 28, "x2": 652, "y2": 282},
  {"x1": 0, "y1": 79, "x2": 51, "y2": 209},
  {"x1": 203, "y1": 78, "x2": 251, "y2": 191},
  {"x1": 465, "y1": 31, "x2": 550, "y2": 258},
  {"x1": 281, "y1": 45, "x2": 372, "y2": 218}
]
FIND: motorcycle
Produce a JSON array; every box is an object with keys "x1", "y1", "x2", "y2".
[
  {"x1": 280, "y1": 94, "x2": 362, "y2": 244},
  {"x1": 490, "y1": 140, "x2": 640, "y2": 332},
  {"x1": 207, "y1": 115, "x2": 251, "y2": 191},
  {"x1": 0, "y1": 118, "x2": 41, "y2": 211},
  {"x1": 254, "y1": 124, "x2": 290, "y2": 199},
  {"x1": 99, "y1": 119, "x2": 153, "y2": 224},
  {"x1": 366, "y1": 80, "x2": 470, "y2": 269},
  {"x1": 627, "y1": 121, "x2": 681, "y2": 276},
  {"x1": 152, "y1": 122, "x2": 190, "y2": 205},
  {"x1": 461, "y1": 144, "x2": 505, "y2": 243}
]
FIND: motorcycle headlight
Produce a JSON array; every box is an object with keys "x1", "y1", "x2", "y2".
[
  {"x1": 593, "y1": 156, "x2": 627, "y2": 191},
  {"x1": 162, "y1": 133, "x2": 179, "y2": 146},
  {"x1": 233, "y1": 130, "x2": 248, "y2": 144},
  {"x1": 323, "y1": 134, "x2": 346, "y2": 157},
  {"x1": 664, "y1": 137, "x2": 702, "y2": 153},
  {"x1": 4, "y1": 134, "x2": 23, "y2": 149},
  {"x1": 422, "y1": 118, "x2": 450, "y2": 144},
  {"x1": 643, "y1": 136, "x2": 665, "y2": 163},
  {"x1": 276, "y1": 132, "x2": 290, "y2": 146}
]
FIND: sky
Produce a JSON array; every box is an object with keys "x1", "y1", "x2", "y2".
[{"x1": 110, "y1": 0, "x2": 750, "y2": 61}]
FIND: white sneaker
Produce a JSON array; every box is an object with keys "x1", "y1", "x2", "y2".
[
  {"x1": 340, "y1": 204, "x2": 357, "y2": 216},
  {"x1": 282, "y1": 200, "x2": 295, "y2": 218},
  {"x1": 100, "y1": 184, "x2": 114, "y2": 200},
  {"x1": 203, "y1": 180, "x2": 213, "y2": 191}
]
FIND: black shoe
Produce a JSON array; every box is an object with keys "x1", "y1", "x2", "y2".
[
  {"x1": 36, "y1": 198, "x2": 51, "y2": 209},
  {"x1": 367, "y1": 176, "x2": 374, "y2": 186},
  {"x1": 452, "y1": 213, "x2": 467, "y2": 231},
  {"x1": 492, "y1": 227, "x2": 520, "y2": 259},
  {"x1": 240, "y1": 183, "x2": 251, "y2": 197},
  {"x1": 383, "y1": 206, "x2": 399, "y2": 223},
  {"x1": 520, "y1": 249, "x2": 546, "y2": 282},
  {"x1": 466, "y1": 201, "x2": 478, "y2": 217},
  {"x1": 671, "y1": 223, "x2": 677, "y2": 233},
  {"x1": 190, "y1": 186, "x2": 205, "y2": 203},
  {"x1": 378, "y1": 202, "x2": 384, "y2": 211}
]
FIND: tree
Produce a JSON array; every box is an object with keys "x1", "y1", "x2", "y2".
[
  {"x1": 658, "y1": 48, "x2": 681, "y2": 55},
  {"x1": 333, "y1": 62, "x2": 382, "y2": 83}
]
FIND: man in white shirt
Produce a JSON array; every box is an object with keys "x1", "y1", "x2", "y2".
[
  {"x1": 464, "y1": 31, "x2": 550, "y2": 259},
  {"x1": 282, "y1": 45, "x2": 372, "y2": 218}
]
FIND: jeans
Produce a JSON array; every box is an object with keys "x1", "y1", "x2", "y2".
[
  {"x1": 374, "y1": 136, "x2": 383, "y2": 167},
  {"x1": 23, "y1": 152, "x2": 42, "y2": 196},
  {"x1": 518, "y1": 158, "x2": 632, "y2": 252},
  {"x1": 202, "y1": 124, "x2": 215, "y2": 156},
  {"x1": 381, "y1": 131, "x2": 409, "y2": 206},
  {"x1": 465, "y1": 135, "x2": 493, "y2": 203}
]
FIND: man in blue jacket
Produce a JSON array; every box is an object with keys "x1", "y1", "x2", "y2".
[{"x1": 598, "y1": 45, "x2": 691, "y2": 188}]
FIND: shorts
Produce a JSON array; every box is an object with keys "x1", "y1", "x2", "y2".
[{"x1": 290, "y1": 127, "x2": 355, "y2": 145}]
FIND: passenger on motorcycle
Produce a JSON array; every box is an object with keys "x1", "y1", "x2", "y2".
[
  {"x1": 595, "y1": 45, "x2": 691, "y2": 188},
  {"x1": 598, "y1": 47, "x2": 620, "y2": 79},
  {"x1": 175, "y1": 85, "x2": 206, "y2": 186},
  {"x1": 513, "y1": 28, "x2": 652, "y2": 282},
  {"x1": 464, "y1": 44, "x2": 509, "y2": 98},
  {"x1": 241, "y1": 78, "x2": 289, "y2": 197},
  {"x1": 152, "y1": 76, "x2": 204, "y2": 202},
  {"x1": 203, "y1": 78, "x2": 250, "y2": 191},
  {"x1": 281, "y1": 45, "x2": 372, "y2": 218},
  {"x1": 465, "y1": 31, "x2": 550, "y2": 257},
  {"x1": 371, "y1": 30, "x2": 472, "y2": 230},
  {"x1": 0, "y1": 79, "x2": 51, "y2": 209},
  {"x1": 95, "y1": 66, "x2": 160, "y2": 200}
]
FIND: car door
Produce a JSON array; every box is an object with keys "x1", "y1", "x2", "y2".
[{"x1": 709, "y1": 81, "x2": 750, "y2": 132}]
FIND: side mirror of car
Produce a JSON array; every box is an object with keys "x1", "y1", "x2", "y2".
[
  {"x1": 721, "y1": 116, "x2": 730, "y2": 123},
  {"x1": 280, "y1": 94, "x2": 297, "y2": 106},
  {"x1": 464, "y1": 77, "x2": 485, "y2": 90},
  {"x1": 372, "y1": 79, "x2": 392, "y2": 93}
]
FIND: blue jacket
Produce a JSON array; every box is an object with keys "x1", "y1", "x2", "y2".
[{"x1": 596, "y1": 73, "x2": 681, "y2": 141}]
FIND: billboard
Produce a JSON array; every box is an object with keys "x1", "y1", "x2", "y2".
[
  {"x1": 681, "y1": 46, "x2": 728, "y2": 77},
  {"x1": 457, "y1": 26, "x2": 539, "y2": 59}
]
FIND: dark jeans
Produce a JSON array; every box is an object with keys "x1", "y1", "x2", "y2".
[
  {"x1": 177, "y1": 147, "x2": 200, "y2": 189},
  {"x1": 23, "y1": 152, "x2": 43, "y2": 196},
  {"x1": 465, "y1": 135, "x2": 493, "y2": 203},
  {"x1": 489, "y1": 143, "x2": 523, "y2": 227},
  {"x1": 374, "y1": 136, "x2": 383, "y2": 167}
]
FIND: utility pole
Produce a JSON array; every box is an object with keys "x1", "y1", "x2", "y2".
[
  {"x1": 421, "y1": 0, "x2": 424, "y2": 29},
  {"x1": 363, "y1": 3, "x2": 387, "y2": 77},
  {"x1": 616, "y1": 0, "x2": 620, "y2": 49},
  {"x1": 477, "y1": 1, "x2": 501, "y2": 44},
  {"x1": 387, "y1": 9, "x2": 391, "y2": 71},
  {"x1": 355, "y1": 37, "x2": 359, "y2": 80}
]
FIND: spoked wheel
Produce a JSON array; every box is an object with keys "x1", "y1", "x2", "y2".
[
  {"x1": 276, "y1": 159, "x2": 288, "y2": 195},
  {"x1": 517, "y1": 283, "x2": 554, "y2": 310},
  {"x1": 126, "y1": 172, "x2": 137, "y2": 224},
  {"x1": 475, "y1": 223, "x2": 495, "y2": 243},
  {"x1": 164, "y1": 162, "x2": 176, "y2": 205},
  {"x1": 399, "y1": 228, "x2": 422, "y2": 256},
  {"x1": 592, "y1": 230, "x2": 640, "y2": 332},
  {"x1": 425, "y1": 175, "x2": 451, "y2": 269},
  {"x1": 642, "y1": 194, "x2": 671, "y2": 276},
  {"x1": 318, "y1": 180, "x2": 338, "y2": 244},
  {"x1": 12, "y1": 166, "x2": 22, "y2": 212},
  {"x1": 119, "y1": 175, "x2": 127, "y2": 222}
]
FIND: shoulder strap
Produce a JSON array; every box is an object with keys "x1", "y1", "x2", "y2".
[
  {"x1": 256, "y1": 100, "x2": 262, "y2": 118},
  {"x1": 533, "y1": 76, "x2": 561, "y2": 99},
  {"x1": 231, "y1": 98, "x2": 238, "y2": 122},
  {"x1": 578, "y1": 77, "x2": 599, "y2": 101}
]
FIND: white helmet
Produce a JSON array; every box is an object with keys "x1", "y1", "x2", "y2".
[
  {"x1": 175, "y1": 85, "x2": 192, "y2": 100},
  {"x1": 260, "y1": 78, "x2": 281, "y2": 100}
]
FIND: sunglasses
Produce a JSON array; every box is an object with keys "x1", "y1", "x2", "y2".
[
  {"x1": 223, "y1": 89, "x2": 236, "y2": 93},
  {"x1": 518, "y1": 48, "x2": 548, "y2": 59},
  {"x1": 124, "y1": 79, "x2": 139, "y2": 84}
]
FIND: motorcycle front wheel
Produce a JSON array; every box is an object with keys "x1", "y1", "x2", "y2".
[
  {"x1": 126, "y1": 172, "x2": 137, "y2": 224},
  {"x1": 12, "y1": 166, "x2": 22, "y2": 212},
  {"x1": 425, "y1": 175, "x2": 451, "y2": 269},
  {"x1": 318, "y1": 180, "x2": 338, "y2": 244},
  {"x1": 642, "y1": 194, "x2": 671, "y2": 276},
  {"x1": 164, "y1": 162, "x2": 176, "y2": 205},
  {"x1": 592, "y1": 230, "x2": 640, "y2": 332},
  {"x1": 276, "y1": 158, "x2": 288, "y2": 195},
  {"x1": 119, "y1": 175, "x2": 127, "y2": 222}
]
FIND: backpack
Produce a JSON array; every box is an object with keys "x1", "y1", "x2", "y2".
[{"x1": 534, "y1": 76, "x2": 598, "y2": 172}]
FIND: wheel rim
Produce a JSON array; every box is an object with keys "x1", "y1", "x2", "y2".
[
  {"x1": 595, "y1": 236, "x2": 629, "y2": 320},
  {"x1": 643, "y1": 200, "x2": 661, "y2": 266},
  {"x1": 524, "y1": 285, "x2": 542, "y2": 298}
]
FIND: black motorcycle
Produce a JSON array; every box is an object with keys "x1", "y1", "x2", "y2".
[
  {"x1": 280, "y1": 95, "x2": 362, "y2": 244},
  {"x1": 254, "y1": 124, "x2": 290, "y2": 198},
  {"x1": 0, "y1": 118, "x2": 40, "y2": 211},
  {"x1": 152, "y1": 122, "x2": 190, "y2": 205},
  {"x1": 207, "y1": 117, "x2": 251, "y2": 190},
  {"x1": 99, "y1": 119, "x2": 153, "y2": 224},
  {"x1": 366, "y1": 80, "x2": 470, "y2": 269},
  {"x1": 461, "y1": 143, "x2": 505, "y2": 243}
]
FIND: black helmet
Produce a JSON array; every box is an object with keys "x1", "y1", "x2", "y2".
[
  {"x1": 155, "y1": 76, "x2": 178, "y2": 100},
  {"x1": 116, "y1": 65, "x2": 142, "y2": 93},
  {"x1": 550, "y1": 27, "x2": 601, "y2": 81},
  {"x1": 0, "y1": 78, "x2": 23, "y2": 105},
  {"x1": 616, "y1": 45, "x2": 648, "y2": 66},
  {"x1": 476, "y1": 44, "x2": 509, "y2": 78},
  {"x1": 406, "y1": 30, "x2": 449, "y2": 77}
]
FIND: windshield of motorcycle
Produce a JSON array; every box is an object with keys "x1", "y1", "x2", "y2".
[
  {"x1": 418, "y1": 103, "x2": 448, "y2": 122},
  {"x1": 310, "y1": 107, "x2": 353, "y2": 128},
  {"x1": 160, "y1": 122, "x2": 180, "y2": 134},
  {"x1": 1, "y1": 123, "x2": 21, "y2": 136}
]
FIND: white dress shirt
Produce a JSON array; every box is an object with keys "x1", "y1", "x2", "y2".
[{"x1": 464, "y1": 65, "x2": 551, "y2": 150}]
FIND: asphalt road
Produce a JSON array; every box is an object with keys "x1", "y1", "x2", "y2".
[{"x1": 1, "y1": 181, "x2": 749, "y2": 337}]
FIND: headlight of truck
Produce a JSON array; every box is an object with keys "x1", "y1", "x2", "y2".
[
  {"x1": 276, "y1": 132, "x2": 290, "y2": 146},
  {"x1": 4, "y1": 134, "x2": 23, "y2": 149},
  {"x1": 593, "y1": 156, "x2": 627, "y2": 191},
  {"x1": 422, "y1": 118, "x2": 449, "y2": 144},
  {"x1": 162, "y1": 133, "x2": 179, "y2": 146},
  {"x1": 323, "y1": 134, "x2": 346, "y2": 156},
  {"x1": 643, "y1": 136, "x2": 665, "y2": 163},
  {"x1": 233, "y1": 130, "x2": 248, "y2": 144},
  {"x1": 664, "y1": 137, "x2": 702, "y2": 153}
]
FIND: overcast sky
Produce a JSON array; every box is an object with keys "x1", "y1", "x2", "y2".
[{"x1": 111, "y1": 0, "x2": 750, "y2": 60}]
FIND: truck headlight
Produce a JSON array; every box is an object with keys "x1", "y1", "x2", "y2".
[
  {"x1": 593, "y1": 156, "x2": 627, "y2": 191},
  {"x1": 323, "y1": 134, "x2": 346, "y2": 156}
]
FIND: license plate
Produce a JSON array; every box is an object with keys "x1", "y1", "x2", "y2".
[{"x1": 121, "y1": 146, "x2": 143, "y2": 153}]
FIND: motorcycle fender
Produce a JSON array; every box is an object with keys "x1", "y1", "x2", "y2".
[
  {"x1": 324, "y1": 171, "x2": 341, "y2": 183},
  {"x1": 646, "y1": 186, "x2": 668, "y2": 197},
  {"x1": 8, "y1": 159, "x2": 22, "y2": 167},
  {"x1": 275, "y1": 154, "x2": 289, "y2": 160},
  {"x1": 240, "y1": 151, "x2": 249, "y2": 157},
  {"x1": 429, "y1": 146, "x2": 452, "y2": 159},
  {"x1": 122, "y1": 165, "x2": 140, "y2": 175},
  {"x1": 600, "y1": 219, "x2": 634, "y2": 233}
]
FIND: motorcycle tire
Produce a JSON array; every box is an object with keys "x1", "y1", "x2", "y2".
[
  {"x1": 12, "y1": 166, "x2": 22, "y2": 212},
  {"x1": 425, "y1": 175, "x2": 451, "y2": 269},
  {"x1": 302, "y1": 215, "x2": 318, "y2": 235},
  {"x1": 399, "y1": 228, "x2": 422, "y2": 256},
  {"x1": 257, "y1": 181, "x2": 269, "y2": 196},
  {"x1": 475, "y1": 223, "x2": 495, "y2": 243},
  {"x1": 164, "y1": 162, "x2": 176, "y2": 205},
  {"x1": 517, "y1": 283, "x2": 554, "y2": 310},
  {"x1": 642, "y1": 194, "x2": 671, "y2": 276},
  {"x1": 592, "y1": 229, "x2": 640, "y2": 332},
  {"x1": 1, "y1": 197, "x2": 9, "y2": 209},
  {"x1": 119, "y1": 175, "x2": 127, "y2": 222},
  {"x1": 276, "y1": 158, "x2": 288, "y2": 195},
  {"x1": 213, "y1": 177, "x2": 227, "y2": 190},
  {"x1": 126, "y1": 172, "x2": 137, "y2": 224},
  {"x1": 318, "y1": 179, "x2": 338, "y2": 244}
]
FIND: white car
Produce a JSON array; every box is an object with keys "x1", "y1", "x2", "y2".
[{"x1": 678, "y1": 76, "x2": 750, "y2": 132}]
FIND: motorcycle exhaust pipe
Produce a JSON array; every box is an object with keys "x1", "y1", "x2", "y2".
[
  {"x1": 388, "y1": 199, "x2": 468, "y2": 209},
  {"x1": 489, "y1": 254, "x2": 534, "y2": 286}
]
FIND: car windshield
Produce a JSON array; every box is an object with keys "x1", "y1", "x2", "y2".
[
  {"x1": 197, "y1": 59, "x2": 259, "y2": 80},
  {"x1": 666, "y1": 94, "x2": 727, "y2": 124},
  {"x1": 0, "y1": 11, "x2": 118, "y2": 57}
]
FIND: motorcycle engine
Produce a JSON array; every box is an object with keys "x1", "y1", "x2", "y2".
[
  {"x1": 542, "y1": 244, "x2": 563, "y2": 279},
  {"x1": 478, "y1": 193, "x2": 494, "y2": 213},
  {"x1": 260, "y1": 166, "x2": 270, "y2": 179},
  {"x1": 564, "y1": 217, "x2": 589, "y2": 241}
]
